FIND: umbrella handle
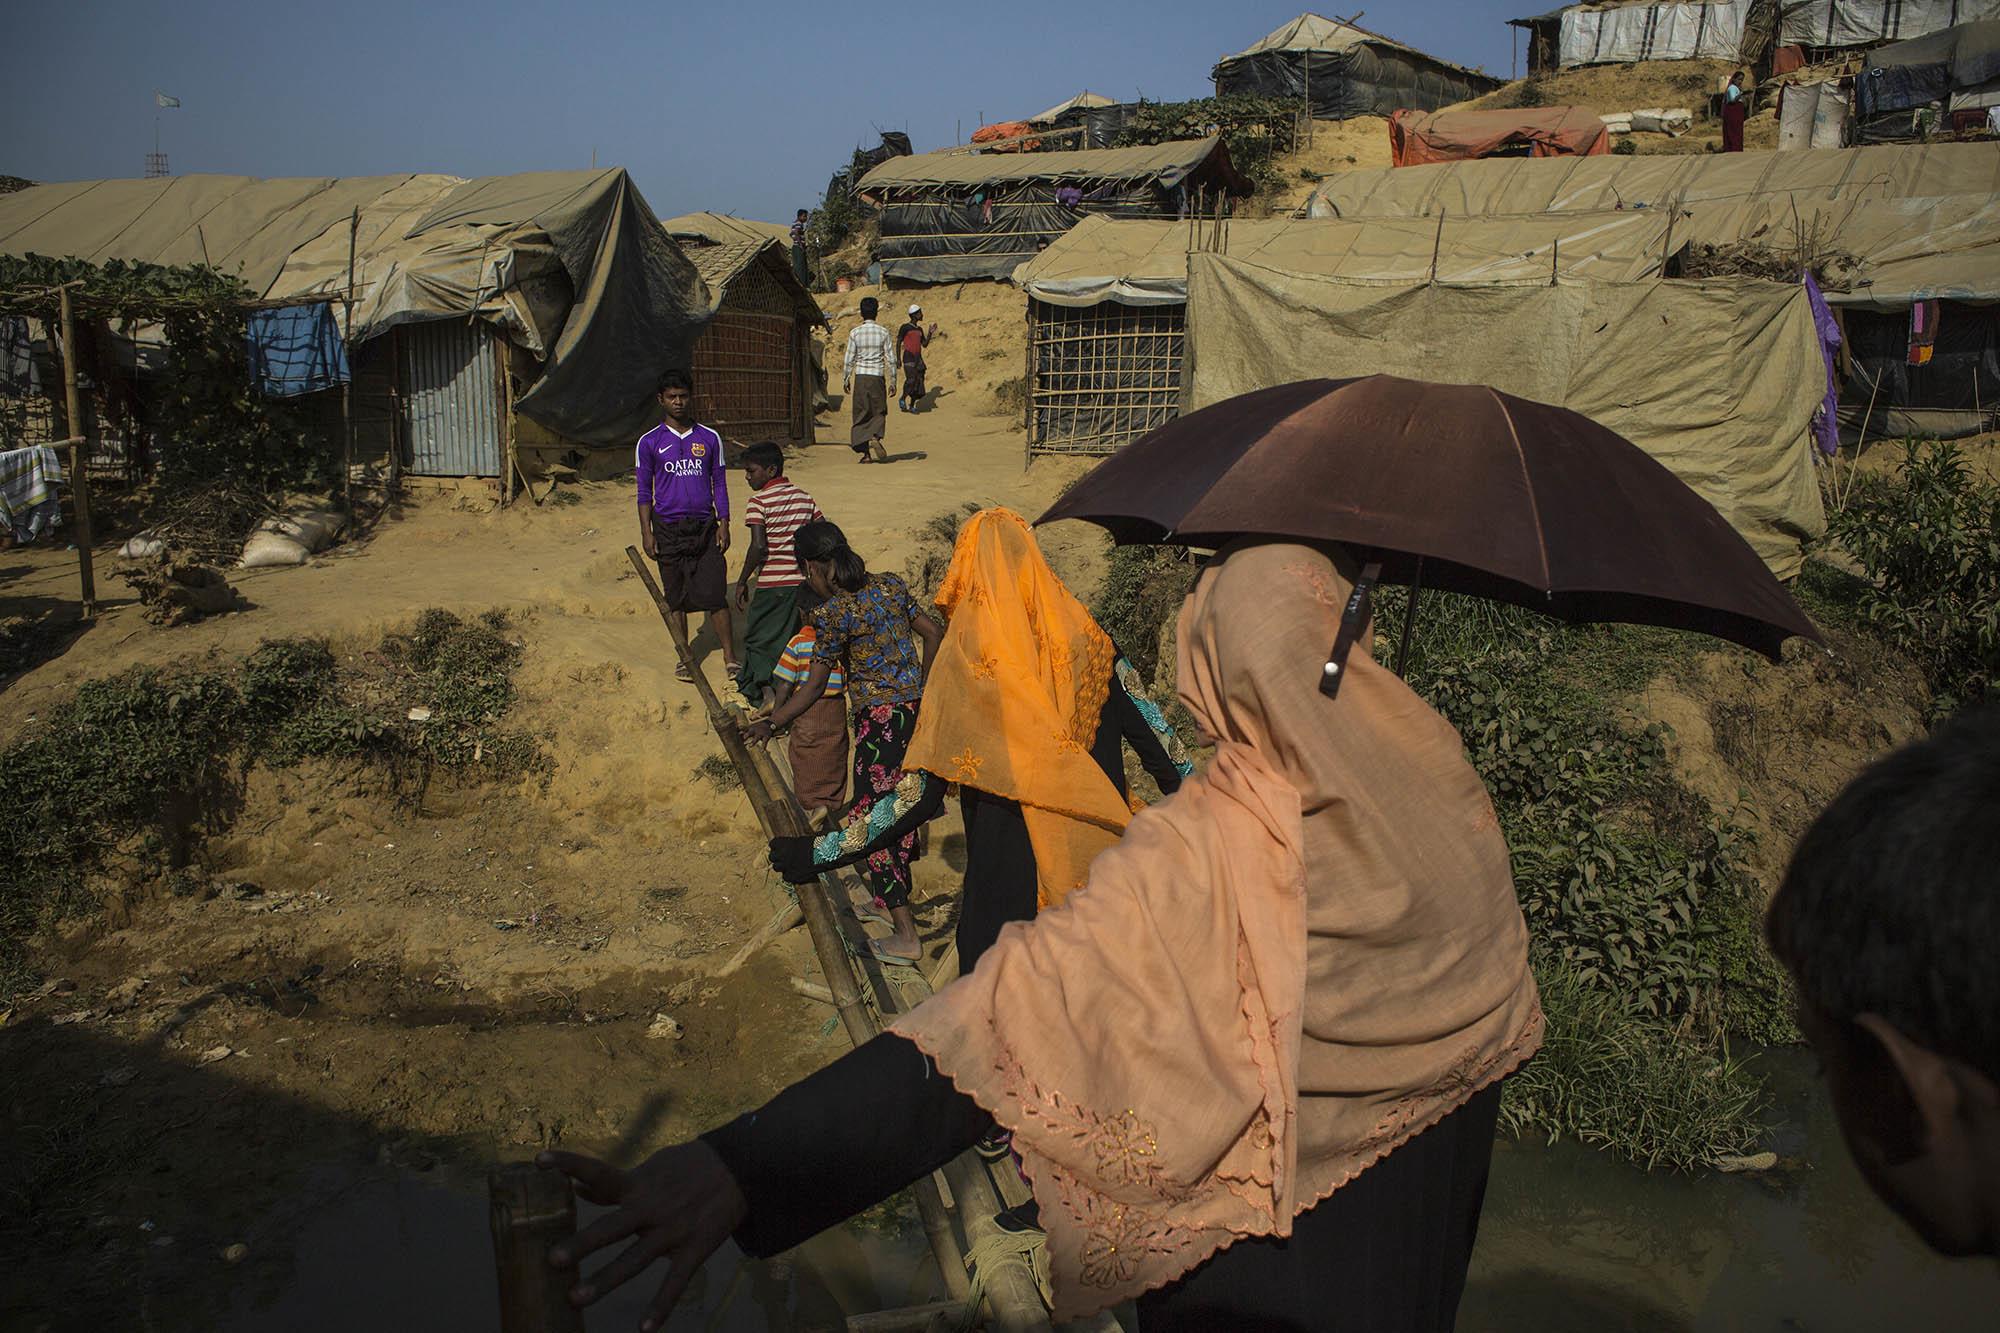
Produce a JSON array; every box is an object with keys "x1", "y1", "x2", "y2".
[{"x1": 1319, "y1": 559, "x2": 1383, "y2": 700}]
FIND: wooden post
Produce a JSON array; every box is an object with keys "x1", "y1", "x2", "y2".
[
  {"x1": 624, "y1": 546, "x2": 988, "y2": 1312},
  {"x1": 343, "y1": 207, "x2": 358, "y2": 514},
  {"x1": 56, "y1": 286, "x2": 96, "y2": 617},
  {"x1": 488, "y1": 1163, "x2": 585, "y2": 1333}
]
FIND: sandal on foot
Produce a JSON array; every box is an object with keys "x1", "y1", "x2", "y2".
[
  {"x1": 674, "y1": 661, "x2": 695, "y2": 683},
  {"x1": 868, "y1": 940, "x2": 921, "y2": 967},
  {"x1": 852, "y1": 901, "x2": 892, "y2": 925}
]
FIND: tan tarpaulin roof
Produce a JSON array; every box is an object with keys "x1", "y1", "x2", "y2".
[
  {"x1": 1307, "y1": 142, "x2": 2000, "y2": 308},
  {"x1": 859, "y1": 138, "x2": 1232, "y2": 191},
  {"x1": 687, "y1": 238, "x2": 826, "y2": 326},
  {"x1": 1012, "y1": 212, "x2": 1674, "y2": 306},
  {"x1": 0, "y1": 169, "x2": 711, "y2": 445},
  {"x1": 1029, "y1": 92, "x2": 1117, "y2": 124},
  {"x1": 1222, "y1": 12, "x2": 1412, "y2": 59},
  {"x1": 662, "y1": 211, "x2": 793, "y2": 247},
  {"x1": 1186, "y1": 254, "x2": 1825, "y2": 577}
]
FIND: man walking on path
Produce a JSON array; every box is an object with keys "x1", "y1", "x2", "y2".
[
  {"x1": 731, "y1": 441, "x2": 822, "y2": 706},
  {"x1": 790, "y1": 209, "x2": 812, "y2": 287},
  {"x1": 843, "y1": 296, "x2": 895, "y2": 464},
  {"x1": 637, "y1": 368, "x2": 735, "y2": 683}
]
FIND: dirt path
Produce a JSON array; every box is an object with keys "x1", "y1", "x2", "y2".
[{"x1": 0, "y1": 277, "x2": 1114, "y2": 1327}]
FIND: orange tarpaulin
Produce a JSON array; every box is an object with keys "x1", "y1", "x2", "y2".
[
  {"x1": 970, "y1": 120, "x2": 1040, "y2": 152},
  {"x1": 1389, "y1": 106, "x2": 1610, "y2": 167}
]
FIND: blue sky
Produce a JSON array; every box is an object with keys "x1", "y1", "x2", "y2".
[{"x1": 5, "y1": 2, "x2": 1532, "y2": 223}]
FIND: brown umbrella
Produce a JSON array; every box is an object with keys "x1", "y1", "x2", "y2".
[{"x1": 1036, "y1": 375, "x2": 1819, "y2": 696}]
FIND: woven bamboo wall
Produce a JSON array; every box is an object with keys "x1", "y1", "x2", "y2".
[
  {"x1": 1026, "y1": 297, "x2": 1185, "y2": 456},
  {"x1": 693, "y1": 260, "x2": 804, "y2": 444}
]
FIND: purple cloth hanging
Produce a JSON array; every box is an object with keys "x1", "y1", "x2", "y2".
[{"x1": 1804, "y1": 273, "x2": 1842, "y2": 457}]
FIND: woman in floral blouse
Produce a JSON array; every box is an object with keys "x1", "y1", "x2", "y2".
[{"x1": 746, "y1": 519, "x2": 941, "y2": 960}]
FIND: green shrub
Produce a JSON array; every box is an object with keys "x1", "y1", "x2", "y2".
[
  {"x1": 1829, "y1": 440, "x2": 2000, "y2": 717},
  {"x1": 1112, "y1": 94, "x2": 1304, "y2": 191},
  {"x1": 1092, "y1": 545, "x2": 1197, "y2": 686},
  {"x1": 0, "y1": 610, "x2": 542, "y2": 998},
  {"x1": 1500, "y1": 965, "x2": 1766, "y2": 1170}
]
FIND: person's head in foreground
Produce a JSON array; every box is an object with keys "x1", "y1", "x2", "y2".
[
  {"x1": 859, "y1": 296, "x2": 878, "y2": 322},
  {"x1": 1766, "y1": 708, "x2": 2000, "y2": 1259}
]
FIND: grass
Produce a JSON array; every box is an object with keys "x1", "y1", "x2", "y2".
[
  {"x1": 694, "y1": 754, "x2": 741, "y2": 789},
  {"x1": 0, "y1": 610, "x2": 544, "y2": 1000}
]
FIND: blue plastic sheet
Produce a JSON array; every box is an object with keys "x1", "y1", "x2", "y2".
[{"x1": 246, "y1": 303, "x2": 349, "y2": 397}]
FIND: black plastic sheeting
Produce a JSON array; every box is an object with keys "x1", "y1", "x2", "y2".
[
  {"x1": 825, "y1": 133, "x2": 915, "y2": 203},
  {"x1": 1044, "y1": 102, "x2": 1144, "y2": 149},
  {"x1": 1212, "y1": 45, "x2": 1501, "y2": 119},
  {"x1": 1857, "y1": 20, "x2": 2000, "y2": 120},
  {"x1": 876, "y1": 183, "x2": 1164, "y2": 283},
  {"x1": 1844, "y1": 302, "x2": 2000, "y2": 411}
]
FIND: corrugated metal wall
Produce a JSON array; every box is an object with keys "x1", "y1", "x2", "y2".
[{"x1": 399, "y1": 320, "x2": 502, "y2": 476}]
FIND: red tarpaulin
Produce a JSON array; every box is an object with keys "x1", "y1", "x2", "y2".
[
  {"x1": 1389, "y1": 106, "x2": 1610, "y2": 167},
  {"x1": 970, "y1": 120, "x2": 1040, "y2": 152}
]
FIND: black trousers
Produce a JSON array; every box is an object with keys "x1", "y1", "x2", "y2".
[{"x1": 1137, "y1": 1081, "x2": 1505, "y2": 1332}]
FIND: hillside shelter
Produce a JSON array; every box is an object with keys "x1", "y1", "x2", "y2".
[
  {"x1": 856, "y1": 139, "x2": 1252, "y2": 284},
  {"x1": 1390, "y1": 106, "x2": 1613, "y2": 164},
  {"x1": 1010, "y1": 211, "x2": 1680, "y2": 456},
  {"x1": 1509, "y1": 2, "x2": 1757, "y2": 73},
  {"x1": 1211, "y1": 14, "x2": 1502, "y2": 118},
  {"x1": 0, "y1": 170, "x2": 707, "y2": 481},
  {"x1": 1854, "y1": 19, "x2": 2000, "y2": 137},
  {"x1": 1780, "y1": 0, "x2": 2000, "y2": 49},
  {"x1": 684, "y1": 239, "x2": 824, "y2": 447},
  {"x1": 1184, "y1": 255, "x2": 1828, "y2": 578},
  {"x1": 1308, "y1": 143, "x2": 2000, "y2": 433},
  {"x1": 663, "y1": 212, "x2": 794, "y2": 248}
]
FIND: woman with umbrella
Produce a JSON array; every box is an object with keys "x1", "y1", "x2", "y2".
[{"x1": 543, "y1": 537, "x2": 1544, "y2": 1331}]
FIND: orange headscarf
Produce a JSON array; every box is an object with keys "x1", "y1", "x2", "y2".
[
  {"x1": 893, "y1": 540, "x2": 1542, "y2": 1319},
  {"x1": 903, "y1": 508, "x2": 1131, "y2": 908}
]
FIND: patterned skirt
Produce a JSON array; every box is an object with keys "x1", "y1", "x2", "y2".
[{"x1": 851, "y1": 702, "x2": 920, "y2": 909}]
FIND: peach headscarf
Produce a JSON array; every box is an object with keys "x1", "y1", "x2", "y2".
[
  {"x1": 903, "y1": 508, "x2": 1132, "y2": 908},
  {"x1": 892, "y1": 539, "x2": 1543, "y2": 1319}
]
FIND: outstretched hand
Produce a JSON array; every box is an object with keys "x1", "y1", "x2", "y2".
[{"x1": 537, "y1": 1140, "x2": 748, "y2": 1331}]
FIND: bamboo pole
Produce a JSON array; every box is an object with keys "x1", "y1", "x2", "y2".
[
  {"x1": 56, "y1": 286, "x2": 96, "y2": 617},
  {"x1": 488, "y1": 1163, "x2": 585, "y2": 1333},
  {"x1": 624, "y1": 548, "x2": 977, "y2": 1309},
  {"x1": 343, "y1": 207, "x2": 358, "y2": 515}
]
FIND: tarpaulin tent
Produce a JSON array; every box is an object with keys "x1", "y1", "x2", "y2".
[
  {"x1": 857, "y1": 139, "x2": 1252, "y2": 284},
  {"x1": 1010, "y1": 211, "x2": 1678, "y2": 456},
  {"x1": 0, "y1": 170, "x2": 707, "y2": 451},
  {"x1": 1184, "y1": 254, "x2": 1826, "y2": 577},
  {"x1": 1211, "y1": 14, "x2": 1502, "y2": 119},
  {"x1": 1780, "y1": 0, "x2": 2000, "y2": 47},
  {"x1": 1029, "y1": 92, "x2": 1116, "y2": 124},
  {"x1": 1545, "y1": 2, "x2": 1753, "y2": 67},
  {"x1": 1389, "y1": 106, "x2": 1612, "y2": 165},
  {"x1": 1307, "y1": 143, "x2": 2000, "y2": 434},
  {"x1": 662, "y1": 212, "x2": 794, "y2": 248},
  {"x1": 1855, "y1": 18, "x2": 2000, "y2": 137},
  {"x1": 684, "y1": 239, "x2": 823, "y2": 446}
]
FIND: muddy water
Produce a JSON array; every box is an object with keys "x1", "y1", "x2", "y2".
[
  {"x1": 208, "y1": 1052, "x2": 1991, "y2": 1332},
  {"x1": 1460, "y1": 1050, "x2": 1995, "y2": 1331}
]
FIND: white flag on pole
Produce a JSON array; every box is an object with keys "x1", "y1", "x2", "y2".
[{"x1": 155, "y1": 91, "x2": 181, "y2": 109}]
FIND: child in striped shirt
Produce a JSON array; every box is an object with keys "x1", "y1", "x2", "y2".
[
  {"x1": 732, "y1": 442, "x2": 822, "y2": 706},
  {"x1": 771, "y1": 613, "x2": 848, "y2": 813}
]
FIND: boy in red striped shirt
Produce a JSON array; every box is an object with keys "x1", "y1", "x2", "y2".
[{"x1": 731, "y1": 441, "x2": 823, "y2": 706}]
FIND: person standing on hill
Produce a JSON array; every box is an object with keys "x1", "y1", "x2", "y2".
[
  {"x1": 843, "y1": 297, "x2": 895, "y2": 464},
  {"x1": 790, "y1": 208, "x2": 812, "y2": 287},
  {"x1": 896, "y1": 305, "x2": 933, "y2": 413},
  {"x1": 637, "y1": 369, "x2": 734, "y2": 684},
  {"x1": 1722, "y1": 69, "x2": 1748, "y2": 152},
  {"x1": 731, "y1": 441, "x2": 821, "y2": 707}
]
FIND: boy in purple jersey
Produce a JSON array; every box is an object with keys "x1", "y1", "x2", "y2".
[{"x1": 637, "y1": 368, "x2": 735, "y2": 683}]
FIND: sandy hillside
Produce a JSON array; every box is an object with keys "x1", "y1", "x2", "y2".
[
  {"x1": 1259, "y1": 116, "x2": 1394, "y2": 215},
  {"x1": 1458, "y1": 57, "x2": 1779, "y2": 154}
]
